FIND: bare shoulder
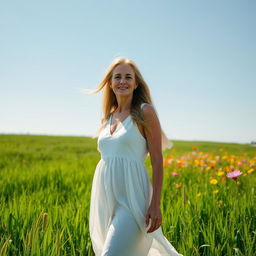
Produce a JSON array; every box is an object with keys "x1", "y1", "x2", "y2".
[
  {"x1": 140, "y1": 103, "x2": 162, "y2": 155},
  {"x1": 141, "y1": 103, "x2": 157, "y2": 120}
]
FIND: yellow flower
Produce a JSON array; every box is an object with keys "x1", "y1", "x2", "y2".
[
  {"x1": 196, "y1": 193, "x2": 202, "y2": 197},
  {"x1": 217, "y1": 171, "x2": 224, "y2": 176},
  {"x1": 210, "y1": 179, "x2": 218, "y2": 184},
  {"x1": 243, "y1": 173, "x2": 248, "y2": 176},
  {"x1": 213, "y1": 189, "x2": 219, "y2": 194},
  {"x1": 194, "y1": 159, "x2": 199, "y2": 166},
  {"x1": 205, "y1": 166, "x2": 211, "y2": 171},
  {"x1": 248, "y1": 168, "x2": 254, "y2": 174}
]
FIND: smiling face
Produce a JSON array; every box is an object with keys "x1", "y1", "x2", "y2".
[{"x1": 110, "y1": 63, "x2": 137, "y2": 96}]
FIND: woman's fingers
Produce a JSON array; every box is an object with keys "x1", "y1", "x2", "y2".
[
  {"x1": 145, "y1": 207, "x2": 162, "y2": 233},
  {"x1": 147, "y1": 218, "x2": 160, "y2": 233}
]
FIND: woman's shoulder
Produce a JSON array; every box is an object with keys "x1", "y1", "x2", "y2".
[
  {"x1": 139, "y1": 103, "x2": 158, "y2": 127},
  {"x1": 140, "y1": 102, "x2": 147, "y2": 109},
  {"x1": 140, "y1": 102, "x2": 155, "y2": 114}
]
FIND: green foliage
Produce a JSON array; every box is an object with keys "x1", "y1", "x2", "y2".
[{"x1": 0, "y1": 135, "x2": 255, "y2": 255}]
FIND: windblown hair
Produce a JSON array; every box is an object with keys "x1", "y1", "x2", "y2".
[{"x1": 87, "y1": 57, "x2": 172, "y2": 150}]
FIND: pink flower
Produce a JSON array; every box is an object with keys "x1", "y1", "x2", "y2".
[
  {"x1": 172, "y1": 171, "x2": 178, "y2": 177},
  {"x1": 226, "y1": 169, "x2": 242, "y2": 179}
]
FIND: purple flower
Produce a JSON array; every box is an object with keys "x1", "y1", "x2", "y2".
[{"x1": 226, "y1": 169, "x2": 242, "y2": 179}]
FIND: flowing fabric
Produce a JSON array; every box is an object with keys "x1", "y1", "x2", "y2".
[{"x1": 89, "y1": 103, "x2": 183, "y2": 256}]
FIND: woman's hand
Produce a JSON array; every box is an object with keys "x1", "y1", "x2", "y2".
[{"x1": 145, "y1": 203, "x2": 162, "y2": 233}]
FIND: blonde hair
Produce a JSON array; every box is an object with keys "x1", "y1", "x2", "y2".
[{"x1": 87, "y1": 57, "x2": 173, "y2": 151}]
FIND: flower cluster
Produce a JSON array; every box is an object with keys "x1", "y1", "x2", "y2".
[{"x1": 163, "y1": 146, "x2": 255, "y2": 194}]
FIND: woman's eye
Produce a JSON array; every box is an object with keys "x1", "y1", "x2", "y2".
[{"x1": 114, "y1": 76, "x2": 132, "y2": 79}]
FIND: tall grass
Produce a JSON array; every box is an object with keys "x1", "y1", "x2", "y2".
[{"x1": 0, "y1": 134, "x2": 255, "y2": 255}]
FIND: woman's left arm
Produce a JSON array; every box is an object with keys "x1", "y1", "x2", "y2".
[
  {"x1": 142, "y1": 104, "x2": 163, "y2": 233},
  {"x1": 142, "y1": 104, "x2": 163, "y2": 206}
]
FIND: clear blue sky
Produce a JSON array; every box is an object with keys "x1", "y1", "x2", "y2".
[{"x1": 1, "y1": 0, "x2": 255, "y2": 144}]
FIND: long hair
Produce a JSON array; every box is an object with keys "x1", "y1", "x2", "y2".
[{"x1": 87, "y1": 57, "x2": 172, "y2": 150}]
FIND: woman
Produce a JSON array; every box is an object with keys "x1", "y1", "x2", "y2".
[{"x1": 88, "y1": 57, "x2": 183, "y2": 256}]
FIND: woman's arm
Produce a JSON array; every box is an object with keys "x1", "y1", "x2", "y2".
[
  {"x1": 142, "y1": 103, "x2": 163, "y2": 206},
  {"x1": 142, "y1": 103, "x2": 164, "y2": 233}
]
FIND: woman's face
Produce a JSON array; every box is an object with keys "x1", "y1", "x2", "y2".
[{"x1": 110, "y1": 63, "x2": 137, "y2": 96}]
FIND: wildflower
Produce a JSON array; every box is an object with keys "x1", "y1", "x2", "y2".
[
  {"x1": 210, "y1": 179, "x2": 218, "y2": 184},
  {"x1": 217, "y1": 171, "x2": 224, "y2": 176},
  {"x1": 221, "y1": 176, "x2": 226, "y2": 184},
  {"x1": 194, "y1": 159, "x2": 199, "y2": 166},
  {"x1": 225, "y1": 166, "x2": 230, "y2": 172},
  {"x1": 175, "y1": 184, "x2": 182, "y2": 189},
  {"x1": 226, "y1": 169, "x2": 242, "y2": 179},
  {"x1": 248, "y1": 168, "x2": 254, "y2": 174},
  {"x1": 172, "y1": 171, "x2": 178, "y2": 177},
  {"x1": 196, "y1": 193, "x2": 201, "y2": 197},
  {"x1": 210, "y1": 160, "x2": 217, "y2": 167},
  {"x1": 192, "y1": 146, "x2": 198, "y2": 150},
  {"x1": 213, "y1": 189, "x2": 219, "y2": 194}
]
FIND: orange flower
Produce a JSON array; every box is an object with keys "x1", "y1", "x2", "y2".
[
  {"x1": 221, "y1": 176, "x2": 226, "y2": 184},
  {"x1": 175, "y1": 184, "x2": 182, "y2": 189},
  {"x1": 224, "y1": 166, "x2": 230, "y2": 172}
]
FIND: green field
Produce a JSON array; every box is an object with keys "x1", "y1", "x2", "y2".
[{"x1": 0, "y1": 134, "x2": 255, "y2": 256}]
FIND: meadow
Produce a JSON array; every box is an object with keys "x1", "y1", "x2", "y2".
[{"x1": 0, "y1": 134, "x2": 255, "y2": 256}]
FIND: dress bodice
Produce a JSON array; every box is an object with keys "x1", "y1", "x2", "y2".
[{"x1": 97, "y1": 105, "x2": 148, "y2": 163}]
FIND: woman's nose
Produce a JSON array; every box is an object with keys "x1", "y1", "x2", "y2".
[{"x1": 120, "y1": 78, "x2": 126, "y2": 84}]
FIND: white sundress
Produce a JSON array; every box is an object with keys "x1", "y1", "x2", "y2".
[{"x1": 89, "y1": 103, "x2": 183, "y2": 256}]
